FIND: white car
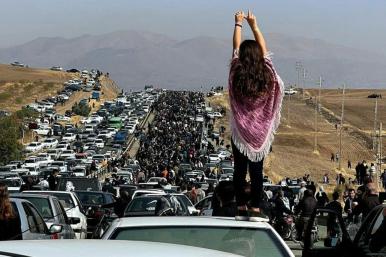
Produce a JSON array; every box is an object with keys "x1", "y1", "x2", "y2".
[
  {"x1": 0, "y1": 240, "x2": 238, "y2": 257},
  {"x1": 50, "y1": 161, "x2": 67, "y2": 173},
  {"x1": 23, "y1": 157, "x2": 42, "y2": 173},
  {"x1": 46, "y1": 149, "x2": 61, "y2": 160},
  {"x1": 36, "y1": 153, "x2": 53, "y2": 167},
  {"x1": 206, "y1": 112, "x2": 215, "y2": 119},
  {"x1": 43, "y1": 138, "x2": 58, "y2": 148},
  {"x1": 213, "y1": 112, "x2": 223, "y2": 118},
  {"x1": 60, "y1": 150, "x2": 76, "y2": 160},
  {"x1": 55, "y1": 114, "x2": 71, "y2": 122},
  {"x1": 208, "y1": 154, "x2": 221, "y2": 163},
  {"x1": 94, "y1": 139, "x2": 105, "y2": 148},
  {"x1": 217, "y1": 150, "x2": 231, "y2": 160},
  {"x1": 25, "y1": 142, "x2": 44, "y2": 152},
  {"x1": 98, "y1": 130, "x2": 113, "y2": 139},
  {"x1": 34, "y1": 126, "x2": 52, "y2": 136},
  {"x1": 195, "y1": 115, "x2": 204, "y2": 122},
  {"x1": 62, "y1": 133, "x2": 76, "y2": 142},
  {"x1": 102, "y1": 217, "x2": 294, "y2": 257},
  {"x1": 23, "y1": 190, "x2": 88, "y2": 239}
]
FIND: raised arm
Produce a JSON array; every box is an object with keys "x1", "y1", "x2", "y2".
[
  {"x1": 245, "y1": 10, "x2": 267, "y2": 56},
  {"x1": 233, "y1": 11, "x2": 244, "y2": 55}
]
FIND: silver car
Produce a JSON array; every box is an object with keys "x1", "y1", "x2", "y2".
[
  {"x1": 10, "y1": 198, "x2": 63, "y2": 240},
  {"x1": 13, "y1": 193, "x2": 76, "y2": 239}
]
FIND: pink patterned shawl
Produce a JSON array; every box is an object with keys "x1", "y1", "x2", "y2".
[{"x1": 229, "y1": 52, "x2": 284, "y2": 162}]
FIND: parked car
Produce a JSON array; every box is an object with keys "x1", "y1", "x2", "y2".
[
  {"x1": 75, "y1": 190, "x2": 115, "y2": 238},
  {"x1": 13, "y1": 194, "x2": 76, "y2": 239},
  {"x1": 43, "y1": 138, "x2": 59, "y2": 149},
  {"x1": 9, "y1": 198, "x2": 63, "y2": 240},
  {"x1": 102, "y1": 216, "x2": 294, "y2": 257},
  {"x1": 23, "y1": 191, "x2": 88, "y2": 239},
  {"x1": 25, "y1": 142, "x2": 44, "y2": 152}
]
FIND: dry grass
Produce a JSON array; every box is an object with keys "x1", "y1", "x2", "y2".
[
  {"x1": 207, "y1": 90, "x2": 376, "y2": 185},
  {"x1": 0, "y1": 64, "x2": 75, "y2": 112}
]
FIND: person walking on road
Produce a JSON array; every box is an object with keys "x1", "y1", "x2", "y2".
[{"x1": 229, "y1": 10, "x2": 284, "y2": 221}]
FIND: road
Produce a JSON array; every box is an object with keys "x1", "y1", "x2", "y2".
[{"x1": 286, "y1": 240, "x2": 302, "y2": 257}]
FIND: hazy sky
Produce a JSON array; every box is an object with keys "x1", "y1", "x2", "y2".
[{"x1": 1, "y1": 0, "x2": 385, "y2": 54}]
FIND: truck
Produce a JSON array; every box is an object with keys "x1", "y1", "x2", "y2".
[
  {"x1": 113, "y1": 130, "x2": 128, "y2": 145},
  {"x1": 91, "y1": 91, "x2": 100, "y2": 100}
]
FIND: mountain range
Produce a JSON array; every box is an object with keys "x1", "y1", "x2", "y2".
[{"x1": 0, "y1": 30, "x2": 385, "y2": 90}]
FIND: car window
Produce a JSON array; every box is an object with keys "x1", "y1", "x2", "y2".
[
  {"x1": 111, "y1": 226, "x2": 290, "y2": 257},
  {"x1": 77, "y1": 192, "x2": 105, "y2": 205},
  {"x1": 53, "y1": 199, "x2": 66, "y2": 224},
  {"x1": 22, "y1": 202, "x2": 46, "y2": 234},
  {"x1": 52, "y1": 193, "x2": 75, "y2": 209},
  {"x1": 22, "y1": 197, "x2": 53, "y2": 220}
]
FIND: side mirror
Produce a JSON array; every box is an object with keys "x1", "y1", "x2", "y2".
[
  {"x1": 49, "y1": 224, "x2": 63, "y2": 234},
  {"x1": 69, "y1": 217, "x2": 81, "y2": 224}
]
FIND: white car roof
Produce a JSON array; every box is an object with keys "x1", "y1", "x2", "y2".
[
  {"x1": 109, "y1": 216, "x2": 270, "y2": 229},
  {"x1": 0, "y1": 240, "x2": 240, "y2": 257}
]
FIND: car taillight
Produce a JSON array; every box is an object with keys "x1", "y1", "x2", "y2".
[{"x1": 51, "y1": 233, "x2": 59, "y2": 239}]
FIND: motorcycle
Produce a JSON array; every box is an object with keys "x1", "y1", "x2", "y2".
[
  {"x1": 272, "y1": 215, "x2": 296, "y2": 240},
  {"x1": 291, "y1": 216, "x2": 319, "y2": 248}
]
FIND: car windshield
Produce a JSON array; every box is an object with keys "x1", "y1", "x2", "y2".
[
  {"x1": 125, "y1": 196, "x2": 159, "y2": 214},
  {"x1": 22, "y1": 197, "x2": 53, "y2": 220},
  {"x1": 110, "y1": 226, "x2": 289, "y2": 257},
  {"x1": 51, "y1": 193, "x2": 75, "y2": 209},
  {"x1": 76, "y1": 192, "x2": 105, "y2": 205},
  {"x1": 0, "y1": 179, "x2": 21, "y2": 187}
]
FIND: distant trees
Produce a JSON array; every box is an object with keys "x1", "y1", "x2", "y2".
[
  {"x1": 0, "y1": 116, "x2": 23, "y2": 165},
  {"x1": 72, "y1": 102, "x2": 91, "y2": 116}
]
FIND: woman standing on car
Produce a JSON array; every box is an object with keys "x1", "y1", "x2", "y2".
[
  {"x1": 0, "y1": 182, "x2": 22, "y2": 240},
  {"x1": 229, "y1": 10, "x2": 284, "y2": 220}
]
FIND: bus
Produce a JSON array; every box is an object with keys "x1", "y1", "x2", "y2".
[{"x1": 108, "y1": 117, "x2": 123, "y2": 129}]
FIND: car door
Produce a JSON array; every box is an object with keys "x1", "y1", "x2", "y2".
[
  {"x1": 53, "y1": 198, "x2": 75, "y2": 239},
  {"x1": 302, "y1": 208, "x2": 356, "y2": 257},
  {"x1": 22, "y1": 202, "x2": 50, "y2": 240},
  {"x1": 353, "y1": 205, "x2": 386, "y2": 257}
]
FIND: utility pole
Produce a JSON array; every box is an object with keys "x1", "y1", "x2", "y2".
[
  {"x1": 378, "y1": 122, "x2": 383, "y2": 189},
  {"x1": 373, "y1": 98, "x2": 378, "y2": 151},
  {"x1": 314, "y1": 76, "x2": 322, "y2": 153},
  {"x1": 339, "y1": 84, "x2": 346, "y2": 170},
  {"x1": 302, "y1": 68, "x2": 307, "y2": 99}
]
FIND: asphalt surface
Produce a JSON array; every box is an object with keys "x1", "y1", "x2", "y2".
[{"x1": 286, "y1": 240, "x2": 302, "y2": 257}]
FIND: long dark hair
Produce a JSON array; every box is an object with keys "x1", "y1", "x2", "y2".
[
  {"x1": 231, "y1": 40, "x2": 272, "y2": 100},
  {"x1": 0, "y1": 182, "x2": 15, "y2": 220}
]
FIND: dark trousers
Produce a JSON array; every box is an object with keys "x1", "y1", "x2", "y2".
[{"x1": 232, "y1": 140, "x2": 264, "y2": 208}]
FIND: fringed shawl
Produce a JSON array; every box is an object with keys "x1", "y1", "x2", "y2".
[{"x1": 229, "y1": 52, "x2": 284, "y2": 162}]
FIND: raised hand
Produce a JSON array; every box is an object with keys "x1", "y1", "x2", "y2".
[
  {"x1": 235, "y1": 11, "x2": 245, "y2": 25},
  {"x1": 245, "y1": 9, "x2": 257, "y2": 29}
]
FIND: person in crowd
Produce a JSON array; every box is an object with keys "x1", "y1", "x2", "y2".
[
  {"x1": 326, "y1": 191, "x2": 343, "y2": 214},
  {"x1": 294, "y1": 189, "x2": 317, "y2": 241},
  {"x1": 354, "y1": 182, "x2": 380, "y2": 221},
  {"x1": 344, "y1": 188, "x2": 358, "y2": 223},
  {"x1": 298, "y1": 181, "x2": 307, "y2": 201},
  {"x1": 0, "y1": 183, "x2": 22, "y2": 240},
  {"x1": 336, "y1": 173, "x2": 345, "y2": 185},
  {"x1": 102, "y1": 189, "x2": 131, "y2": 218},
  {"x1": 38, "y1": 175, "x2": 49, "y2": 189},
  {"x1": 195, "y1": 183, "x2": 206, "y2": 202},
  {"x1": 381, "y1": 169, "x2": 386, "y2": 190},
  {"x1": 273, "y1": 189, "x2": 293, "y2": 235},
  {"x1": 323, "y1": 173, "x2": 329, "y2": 184},
  {"x1": 102, "y1": 178, "x2": 115, "y2": 194},
  {"x1": 306, "y1": 181, "x2": 316, "y2": 195},
  {"x1": 212, "y1": 181, "x2": 237, "y2": 217},
  {"x1": 315, "y1": 186, "x2": 329, "y2": 207},
  {"x1": 48, "y1": 169, "x2": 59, "y2": 191},
  {"x1": 229, "y1": 10, "x2": 284, "y2": 220},
  {"x1": 19, "y1": 176, "x2": 35, "y2": 192}
]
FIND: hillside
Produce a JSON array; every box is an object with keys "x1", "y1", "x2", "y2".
[
  {"x1": 0, "y1": 64, "x2": 74, "y2": 112},
  {"x1": 0, "y1": 64, "x2": 120, "y2": 113},
  {"x1": 208, "y1": 90, "x2": 377, "y2": 186},
  {"x1": 1, "y1": 31, "x2": 386, "y2": 90}
]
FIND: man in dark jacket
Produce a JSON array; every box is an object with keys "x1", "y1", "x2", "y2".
[
  {"x1": 48, "y1": 170, "x2": 59, "y2": 191},
  {"x1": 273, "y1": 189, "x2": 293, "y2": 235},
  {"x1": 354, "y1": 182, "x2": 380, "y2": 221},
  {"x1": 294, "y1": 189, "x2": 317, "y2": 241},
  {"x1": 344, "y1": 188, "x2": 357, "y2": 222}
]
